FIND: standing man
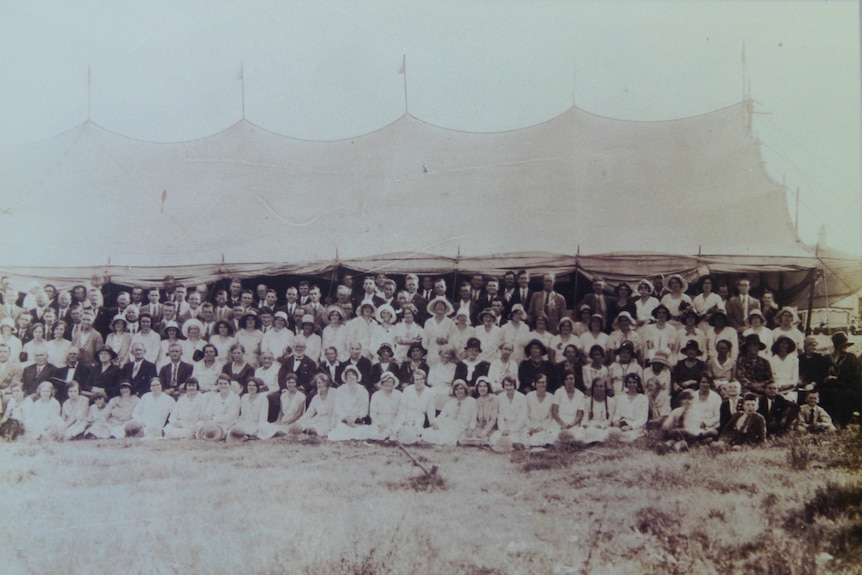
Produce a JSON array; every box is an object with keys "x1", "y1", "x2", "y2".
[
  {"x1": 579, "y1": 277, "x2": 610, "y2": 331},
  {"x1": 529, "y1": 274, "x2": 568, "y2": 334},
  {"x1": 726, "y1": 277, "x2": 761, "y2": 332},
  {"x1": 761, "y1": 290, "x2": 780, "y2": 330}
]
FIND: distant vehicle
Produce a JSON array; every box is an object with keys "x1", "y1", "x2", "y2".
[{"x1": 800, "y1": 308, "x2": 858, "y2": 335}]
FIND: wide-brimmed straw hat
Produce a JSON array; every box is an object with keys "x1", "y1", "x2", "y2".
[
  {"x1": 181, "y1": 318, "x2": 204, "y2": 339},
  {"x1": 663, "y1": 274, "x2": 689, "y2": 293},
  {"x1": 427, "y1": 297, "x2": 454, "y2": 316}
]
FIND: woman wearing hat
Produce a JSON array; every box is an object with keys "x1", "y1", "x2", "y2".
[
  {"x1": 644, "y1": 350, "x2": 673, "y2": 416},
  {"x1": 608, "y1": 341, "x2": 643, "y2": 396},
  {"x1": 487, "y1": 342, "x2": 520, "y2": 394},
  {"x1": 572, "y1": 304, "x2": 593, "y2": 338},
  {"x1": 210, "y1": 320, "x2": 237, "y2": 366},
  {"x1": 297, "y1": 314, "x2": 322, "y2": 364},
  {"x1": 370, "y1": 305, "x2": 397, "y2": 361},
  {"x1": 89, "y1": 345, "x2": 121, "y2": 398},
  {"x1": 549, "y1": 317, "x2": 580, "y2": 365},
  {"x1": 660, "y1": 274, "x2": 692, "y2": 327},
  {"x1": 367, "y1": 371, "x2": 402, "y2": 440},
  {"x1": 742, "y1": 310, "x2": 773, "y2": 359},
  {"x1": 392, "y1": 304, "x2": 424, "y2": 364},
  {"x1": 423, "y1": 380, "x2": 478, "y2": 446},
  {"x1": 498, "y1": 304, "x2": 531, "y2": 364},
  {"x1": 263, "y1": 311, "x2": 295, "y2": 361},
  {"x1": 157, "y1": 321, "x2": 187, "y2": 371},
  {"x1": 85, "y1": 381, "x2": 138, "y2": 438},
  {"x1": 399, "y1": 342, "x2": 429, "y2": 391},
  {"x1": 642, "y1": 305, "x2": 676, "y2": 366},
  {"x1": 321, "y1": 307, "x2": 349, "y2": 363},
  {"x1": 674, "y1": 307, "x2": 706, "y2": 362},
  {"x1": 347, "y1": 303, "x2": 378, "y2": 362},
  {"x1": 736, "y1": 334, "x2": 774, "y2": 396},
  {"x1": 181, "y1": 319, "x2": 207, "y2": 364},
  {"x1": 528, "y1": 313, "x2": 554, "y2": 358},
  {"x1": 163, "y1": 378, "x2": 208, "y2": 439},
  {"x1": 672, "y1": 341, "x2": 707, "y2": 406},
  {"x1": 606, "y1": 312, "x2": 642, "y2": 363},
  {"x1": 578, "y1": 314, "x2": 610, "y2": 365},
  {"x1": 821, "y1": 332, "x2": 862, "y2": 427},
  {"x1": 472, "y1": 308, "x2": 501, "y2": 364},
  {"x1": 105, "y1": 315, "x2": 132, "y2": 368},
  {"x1": 235, "y1": 313, "x2": 264, "y2": 368},
  {"x1": 448, "y1": 310, "x2": 475, "y2": 361},
  {"x1": 452, "y1": 337, "x2": 489, "y2": 396},
  {"x1": 518, "y1": 339, "x2": 557, "y2": 395},
  {"x1": 692, "y1": 276, "x2": 724, "y2": 328},
  {"x1": 369, "y1": 343, "x2": 401, "y2": 392},
  {"x1": 770, "y1": 336, "x2": 800, "y2": 402},
  {"x1": 771, "y1": 308, "x2": 804, "y2": 353},
  {"x1": 706, "y1": 309, "x2": 738, "y2": 363}
]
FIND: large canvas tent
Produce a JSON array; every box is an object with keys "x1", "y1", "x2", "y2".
[{"x1": 0, "y1": 101, "x2": 859, "y2": 306}]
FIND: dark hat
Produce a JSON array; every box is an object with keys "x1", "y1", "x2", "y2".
[
  {"x1": 118, "y1": 380, "x2": 133, "y2": 389},
  {"x1": 617, "y1": 340, "x2": 636, "y2": 355},
  {"x1": 708, "y1": 308, "x2": 729, "y2": 326},
  {"x1": 407, "y1": 342, "x2": 427, "y2": 356},
  {"x1": 214, "y1": 319, "x2": 234, "y2": 335},
  {"x1": 524, "y1": 338, "x2": 548, "y2": 356},
  {"x1": 376, "y1": 342, "x2": 394, "y2": 357},
  {"x1": 771, "y1": 336, "x2": 797, "y2": 355},
  {"x1": 742, "y1": 333, "x2": 766, "y2": 351},
  {"x1": 651, "y1": 305, "x2": 671, "y2": 319},
  {"x1": 239, "y1": 313, "x2": 262, "y2": 330},
  {"x1": 679, "y1": 307, "x2": 699, "y2": 322},
  {"x1": 465, "y1": 337, "x2": 482, "y2": 352},
  {"x1": 95, "y1": 345, "x2": 118, "y2": 360},
  {"x1": 477, "y1": 308, "x2": 496, "y2": 322},
  {"x1": 831, "y1": 331, "x2": 853, "y2": 350},
  {"x1": 681, "y1": 340, "x2": 702, "y2": 355}
]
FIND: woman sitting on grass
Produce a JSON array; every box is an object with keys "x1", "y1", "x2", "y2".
[
  {"x1": 228, "y1": 377, "x2": 273, "y2": 441},
  {"x1": 25, "y1": 381, "x2": 63, "y2": 440},
  {"x1": 612, "y1": 373, "x2": 649, "y2": 442},
  {"x1": 367, "y1": 371, "x2": 401, "y2": 441},
  {"x1": 658, "y1": 389, "x2": 719, "y2": 452},
  {"x1": 84, "y1": 389, "x2": 110, "y2": 438},
  {"x1": 163, "y1": 378, "x2": 208, "y2": 439},
  {"x1": 259, "y1": 373, "x2": 306, "y2": 439},
  {"x1": 465, "y1": 376, "x2": 498, "y2": 445},
  {"x1": 553, "y1": 372, "x2": 585, "y2": 442},
  {"x1": 0, "y1": 384, "x2": 27, "y2": 440},
  {"x1": 85, "y1": 380, "x2": 138, "y2": 439},
  {"x1": 423, "y1": 380, "x2": 477, "y2": 446},
  {"x1": 291, "y1": 373, "x2": 337, "y2": 437},
  {"x1": 60, "y1": 381, "x2": 90, "y2": 440},
  {"x1": 574, "y1": 377, "x2": 618, "y2": 444},
  {"x1": 328, "y1": 366, "x2": 371, "y2": 441},
  {"x1": 644, "y1": 377, "x2": 670, "y2": 429},
  {"x1": 524, "y1": 374, "x2": 559, "y2": 446},
  {"x1": 125, "y1": 378, "x2": 175, "y2": 439},
  {"x1": 197, "y1": 375, "x2": 241, "y2": 441},
  {"x1": 392, "y1": 369, "x2": 437, "y2": 445},
  {"x1": 490, "y1": 376, "x2": 527, "y2": 450}
]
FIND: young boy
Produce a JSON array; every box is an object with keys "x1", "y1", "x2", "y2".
[
  {"x1": 795, "y1": 391, "x2": 836, "y2": 434},
  {"x1": 718, "y1": 393, "x2": 766, "y2": 448}
]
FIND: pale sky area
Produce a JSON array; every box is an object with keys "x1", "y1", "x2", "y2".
[{"x1": 1, "y1": 0, "x2": 859, "y2": 254}]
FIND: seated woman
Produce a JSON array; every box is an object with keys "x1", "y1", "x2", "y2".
[
  {"x1": 608, "y1": 282, "x2": 637, "y2": 327},
  {"x1": 672, "y1": 341, "x2": 707, "y2": 406},
  {"x1": 235, "y1": 313, "x2": 264, "y2": 368},
  {"x1": 770, "y1": 336, "x2": 800, "y2": 402},
  {"x1": 210, "y1": 320, "x2": 237, "y2": 365},
  {"x1": 84, "y1": 389, "x2": 110, "y2": 438},
  {"x1": 674, "y1": 308, "x2": 707, "y2": 362},
  {"x1": 90, "y1": 345, "x2": 121, "y2": 399},
  {"x1": 369, "y1": 343, "x2": 401, "y2": 393},
  {"x1": 453, "y1": 337, "x2": 490, "y2": 396},
  {"x1": 44, "y1": 322, "x2": 72, "y2": 368},
  {"x1": 518, "y1": 339, "x2": 557, "y2": 395},
  {"x1": 581, "y1": 345, "x2": 609, "y2": 396},
  {"x1": 743, "y1": 310, "x2": 773, "y2": 358},
  {"x1": 571, "y1": 304, "x2": 593, "y2": 338},
  {"x1": 391, "y1": 369, "x2": 437, "y2": 445},
  {"x1": 555, "y1": 344, "x2": 585, "y2": 393},
  {"x1": 399, "y1": 342, "x2": 429, "y2": 391},
  {"x1": 328, "y1": 366, "x2": 371, "y2": 441},
  {"x1": 552, "y1": 371, "x2": 585, "y2": 441},
  {"x1": 716, "y1": 393, "x2": 766, "y2": 448},
  {"x1": 549, "y1": 317, "x2": 580, "y2": 365},
  {"x1": 291, "y1": 373, "x2": 337, "y2": 437},
  {"x1": 706, "y1": 309, "x2": 738, "y2": 362},
  {"x1": 487, "y1": 342, "x2": 519, "y2": 393},
  {"x1": 578, "y1": 315, "x2": 609, "y2": 364},
  {"x1": 423, "y1": 380, "x2": 478, "y2": 446},
  {"x1": 528, "y1": 313, "x2": 554, "y2": 360},
  {"x1": 658, "y1": 389, "x2": 718, "y2": 452},
  {"x1": 25, "y1": 380, "x2": 63, "y2": 440},
  {"x1": 736, "y1": 334, "x2": 773, "y2": 396},
  {"x1": 85, "y1": 380, "x2": 139, "y2": 439},
  {"x1": 644, "y1": 377, "x2": 670, "y2": 429},
  {"x1": 254, "y1": 351, "x2": 280, "y2": 394},
  {"x1": 490, "y1": 376, "x2": 528, "y2": 450},
  {"x1": 192, "y1": 344, "x2": 222, "y2": 393},
  {"x1": 163, "y1": 378, "x2": 208, "y2": 439},
  {"x1": 228, "y1": 377, "x2": 273, "y2": 441},
  {"x1": 574, "y1": 377, "x2": 618, "y2": 444},
  {"x1": 21, "y1": 323, "x2": 48, "y2": 367},
  {"x1": 60, "y1": 381, "x2": 90, "y2": 440},
  {"x1": 427, "y1": 347, "x2": 457, "y2": 410},
  {"x1": 366, "y1": 371, "x2": 402, "y2": 441},
  {"x1": 463, "y1": 376, "x2": 498, "y2": 445},
  {"x1": 259, "y1": 373, "x2": 306, "y2": 438},
  {"x1": 642, "y1": 305, "x2": 676, "y2": 365},
  {"x1": 612, "y1": 373, "x2": 649, "y2": 442},
  {"x1": 795, "y1": 391, "x2": 836, "y2": 434},
  {"x1": 124, "y1": 378, "x2": 175, "y2": 439},
  {"x1": 689, "y1": 373, "x2": 722, "y2": 437},
  {"x1": 197, "y1": 375, "x2": 241, "y2": 441},
  {"x1": 181, "y1": 319, "x2": 208, "y2": 364},
  {"x1": 105, "y1": 315, "x2": 132, "y2": 368},
  {"x1": 606, "y1": 311, "x2": 642, "y2": 363},
  {"x1": 392, "y1": 305, "x2": 423, "y2": 364},
  {"x1": 707, "y1": 339, "x2": 737, "y2": 385},
  {"x1": 523, "y1": 374, "x2": 561, "y2": 446},
  {"x1": 633, "y1": 279, "x2": 660, "y2": 335},
  {"x1": 660, "y1": 274, "x2": 692, "y2": 327},
  {"x1": 448, "y1": 311, "x2": 475, "y2": 360},
  {"x1": 771, "y1": 308, "x2": 805, "y2": 353},
  {"x1": 691, "y1": 275, "x2": 724, "y2": 328},
  {"x1": 608, "y1": 341, "x2": 643, "y2": 396},
  {"x1": 473, "y1": 309, "x2": 502, "y2": 364},
  {"x1": 222, "y1": 343, "x2": 255, "y2": 395},
  {"x1": 0, "y1": 384, "x2": 27, "y2": 440}
]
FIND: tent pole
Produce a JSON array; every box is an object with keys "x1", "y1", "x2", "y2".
[
  {"x1": 573, "y1": 245, "x2": 580, "y2": 312},
  {"x1": 805, "y1": 269, "x2": 817, "y2": 336}
]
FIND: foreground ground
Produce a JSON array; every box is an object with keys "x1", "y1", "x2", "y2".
[{"x1": 1, "y1": 431, "x2": 860, "y2": 575}]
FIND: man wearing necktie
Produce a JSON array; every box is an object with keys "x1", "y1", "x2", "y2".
[
  {"x1": 528, "y1": 273, "x2": 568, "y2": 334},
  {"x1": 727, "y1": 277, "x2": 760, "y2": 333}
]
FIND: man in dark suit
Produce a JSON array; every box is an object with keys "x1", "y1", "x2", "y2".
[
  {"x1": 500, "y1": 271, "x2": 518, "y2": 308},
  {"x1": 353, "y1": 277, "x2": 385, "y2": 311},
  {"x1": 578, "y1": 277, "x2": 611, "y2": 331},
  {"x1": 511, "y1": 270, "x2": 535, "y2": 311},
  {"x1": 475, "y1": 276, "x2": 500, "y2": 313},
  {"x1": 123, "y1": 342, "x2": 159, "y2": 397},
  {"x1": 403, "y1": 274, "x2": 428, "y2": 322},
  {"x1": 318, "y1": 346, "x2": 342, "y2": 385},
  {"x1": 419, "y1": 275, "x2": 435, "y2": 303},
  {"x1": 336, "y1": 342, "x2": 373, "y2": 390},
  {"x1": 158, "y1": 342, "x2": 193, "y2": 397},
  {"x1": 22, "y1": 350, "x2": 56, "y2": 396},
  {"x1": 453, "y1": 282, "x2": 479, "y2": 325},
  {"x1": 726, "y1": 277, "x2": 761, "y2": 333},
  {"x1": 529, "y1": 273, "x2": 568, "y2": 334},
  {"x1": 757, "y1": 381, "x2": 799, "y2": 436},
  {"x1": 277, "y1": 336, "x2": 318, "y2": 394},
  {"x1": 52, "y1": 346, "x2": 92, "y2": 402},
  {"x1": 276, "y1": 287, "x2": 302, "y2": 333}
]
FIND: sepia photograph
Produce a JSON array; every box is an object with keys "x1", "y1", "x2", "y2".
[{"x1": 0, "y1": 1, "x2": 860, "y2": 573}]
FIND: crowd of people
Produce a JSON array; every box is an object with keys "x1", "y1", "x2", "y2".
[{"x1": 0, "y1": 271, "x2": 858, "y2": 452}]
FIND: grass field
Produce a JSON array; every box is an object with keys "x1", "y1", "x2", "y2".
[{"x1": 1, "y1": 431, "x2": 861, "y2": 575}]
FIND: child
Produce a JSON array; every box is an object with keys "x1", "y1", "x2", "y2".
[
  {"x1": 84, "y1": 389, "x2": 111, "y2": 439},
  {"x1": 0, "y1": 385, "x2": 27, "y2": 440},
  {"x1": 795, "y1": 391, "x2": 836, "y2": 434},
  {"x1": 717, "y1": 393, "x2": 766, "y2": 448}
]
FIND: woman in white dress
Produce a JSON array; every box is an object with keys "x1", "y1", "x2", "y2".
[
  {"x1": 105, "y1": 316, "x2": 132, "y2": 368},
  {"x1": 328, "y1": 366, "x2": 371, "y2": 441},
  {"x1": 612, "y1": 373, "x2": 649, "y2": 442},
  {"x1": 197, "y1": 375, "x2": 241, "y2": 441},
  {"x1": 235, "y1": 314, "x2": 264, "y2": 368},
  {"x1": 422, "y1": 298, "x2": 456, "y2": 367},
  {"x1": 634, "y1": 279, "x2": 660, "y2": 333},
  {"x1": 60, "y1": 381, "x2": 90, "y2": 440},
  {"x1": 528, "y1": 314, "x2": 554, "y2": 361},
  {"x1": 0, "y1": 318, "x2": 22, "y2": 364},
  {"x1": 692, "y1": 275, "x2": 724, "y2": 331},
  {"x1": 423, "y1": 380, "x2": 477, "y2": 446},
  {"x1": 259, "y1": 372, "x2": 306, "y2": 439},
  {"x1": 499, "y1": 304, "x2": 532, "y2": 364},
  {"x1": 427, "y1": 347, "x2": 457, "y2": 409},
  {"x1": 473, "y1": 309, "x2": 501, "y2": 364},
  {"x1": 643, "y1": 305, "x2": 676, "y2": 365},
  {"x1": 322, "y1": 307, "x2": 349, "y2": 362},
  {"x1": 253, "y1": 351, "x2": 280, "y2": 393},
  {"x1": 228, "y1": 377, "x2": 274, "y2": 440},
  {"x1": 291, "y1": 373, "x2": 337, "y2": 437},
  {"x1": 490, "y1": 376, "x2": 527, "y2": 449},
  {"x1": 770, "y1": 336, "x2": 800, "y2": 402},
  {"x1": 367, "y1": 371, "x2": 402, "y2": 440},
  {"x1": 575, "y1": 377, "x2": 618, "y2": 444},
  {"x1": 347, "y1": 303, "x2": 378, "y2": 361},
  {"x1": 487, "y1": 342, "x2": 519, "y2": 394},
  {"x1": 44, "y1": 322, "x2": 71, "y2": 367},
  {"x1": 392, "y1": 368, "x2": 437, "y2": 445},
  {"x1": 85, "y1": 381, "x2": 138, "y2": 439},
  {"x1": 210, "y1": 321, "x2": 237, "y2": 366},
  {"x1": 181, "y1": 319, "x2": 207, "y2": 364},
  {"x1": 465, "y1": 376, "x2": 498, "y2": 444},
  {"x1": 192, "y1": 344, "x2": 222, "y2": 393},
  {"x1": 448, "y1": 310, "x2": 475, "y2": 360},
  {"x1": 524, "y1": 374, "x2": 560, "y2": 446},
  {"x1": 771, "y1": 308, "x2": 804, "y2": 353},
  {"x1": 579, "y1": 315, "x2": 609, "y2": 364},
  {"x1": 163, "y1": 378, "x2": 208, "y2": 439},
  {"x1": 24, "y1": 381, "x2": 63, "y2": 440},
  {"x1": 552, "y1": 371, "x2": 585, "y2": 441},
  {"x1": 660, "y1": 274, "x2": 692, "y2": 328},
  {"x1": 549, "y1": 317, "x2": 580, "y2": 365}
]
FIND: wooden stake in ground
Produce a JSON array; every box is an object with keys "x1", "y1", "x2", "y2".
[{"x1": 393, "y1": 440, "x2": 438, "y2": 477}]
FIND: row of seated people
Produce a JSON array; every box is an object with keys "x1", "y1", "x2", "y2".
[{"x1": 0, "y1": 366, "x2": 834, "y2": 451}]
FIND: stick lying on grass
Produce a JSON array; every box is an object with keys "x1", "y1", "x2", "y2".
[{"x1": 394, "y1": 440, "x2": 438, "y2": 476}]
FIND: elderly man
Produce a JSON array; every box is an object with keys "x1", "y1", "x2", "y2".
[
  {"x1": 22, "y1": 350, "x2": 57, "y2": 396},
  {"x1": 529, "y1": 273, "x2": 568, "y2": 334},
  {"x1": 578, "y1": 277, "x2": 610, "y2": 331},
  {"x1": 122, "y1": 342, "x2": 158, "y2": 397},
  {"x1": 53, "y1": 347, "x2": 92, "y2": 402},
  {"x1": 158, "y1": 343, "x2": 193, "y2": 398}
]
